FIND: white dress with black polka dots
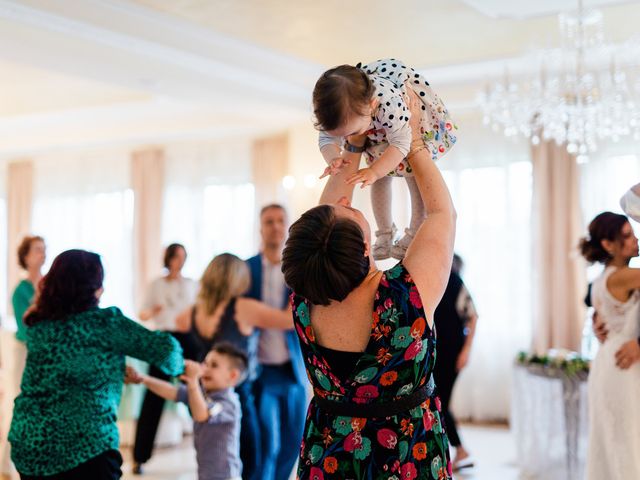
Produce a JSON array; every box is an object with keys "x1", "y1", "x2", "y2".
[{"x1": 319, "y1": 58, "x2": 457, "y2": 177}]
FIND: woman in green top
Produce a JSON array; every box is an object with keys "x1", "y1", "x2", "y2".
[
  {"x1": 8, "y1": 249, "x2": 184, "y2": 479},
  {"x1": 2, "y1": 235, "x2": 46, "y2": 480},
  {"x1": 12, "y1": 235, "x2": 46, "y2": 343}
]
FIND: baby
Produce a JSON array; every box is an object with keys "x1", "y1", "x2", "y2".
[{"x1": 314, "y1": 58, "x2": 457, "y2": 259}]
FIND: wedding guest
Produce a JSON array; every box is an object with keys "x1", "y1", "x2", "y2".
[
  {"x1": 281, "y1": 88, "x2": 456, "y2": 479},
  {"x1": 127, "y1": 343, "x2": 248, "y2": 480},
  {"x1": 9, "y1": 249, "x2": 184, "y2": 480},
  {"x1": 1, "y1": 235, "x2": 46, "y2": 480},
  {"x1": 433, "y1": 254, "x2": 478, "y2": 472},
  {"x1": 247, "y1": 205, "x2": 306, "y2": 480},
  {"x1": 132, "y1": 243, "x2": 198, "y2": 474},
  {"x1": 176, "y1": 252, "x2": 294, "y2": 480}
]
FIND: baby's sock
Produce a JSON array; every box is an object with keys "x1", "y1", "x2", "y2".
[{"x1": 371, "y1": 176, "x2": 396, "y2": 260}]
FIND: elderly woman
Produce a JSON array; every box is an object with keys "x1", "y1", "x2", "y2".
[
  {"x1": 281, "y1": 90, "x2": 456, "y2": 479},
  {"x1": 9, "y1": 249, "x2": 184, "y2": 479}
]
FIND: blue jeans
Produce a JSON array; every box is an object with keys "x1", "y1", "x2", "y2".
[
  {"x1": 236, "y1": 380, "x2": 261, "y2": 480},
  {"x1": 254, "y1": 363, "x2": 306, "y2": 480}
]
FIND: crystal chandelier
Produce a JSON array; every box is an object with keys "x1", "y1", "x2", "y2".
[{"x1": 479, "y1": 0, "x2": 640, "y2": 163}]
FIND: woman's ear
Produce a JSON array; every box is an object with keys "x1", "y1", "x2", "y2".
[
  {"x1": 95, "y1": 287, "x2": 104, "y2": 300},
  {"x1": 363, "y1": 240, "x2": 371, "y2": 259},
  {"x1": 600, "y1": 239, "x2": 615, "y2": 256}
]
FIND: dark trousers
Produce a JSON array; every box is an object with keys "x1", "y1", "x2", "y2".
[
  {"x1": 236, "y1": 380, "x2": 261, "y2": 480},
  {"x1": 19, "y1": 450, "x2": 122, "y2": 480},
  {"x1": 433, "y1": 354, "x2": 462, "y2": 447},
  {"x1": 133, "y1": 331, "x2": 199, "y2": 464},
  {"x1": 254, "y1": 363, "x2": 306, "y2": 480}
]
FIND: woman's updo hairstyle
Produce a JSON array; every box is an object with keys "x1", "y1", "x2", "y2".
[
  {"x1": 579, "y1": 211, "x2": 628, "y2": 264},
  {"x1": 282, "y1": 205, "x2": 370, "y2": 306},
  {"x1": 312, "y1": 64, "x2": 374, "y2": 132}
]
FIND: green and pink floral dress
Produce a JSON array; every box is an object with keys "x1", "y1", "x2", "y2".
[{"x1": 292, "y1": 262, "x2": 452, "y2": 480}]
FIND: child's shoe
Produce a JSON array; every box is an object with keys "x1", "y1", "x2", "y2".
[
  {"x1": 390, "y1": 228, "x2": 415, "y2": 260},
  {"x1": 372, "y1": 224, "x2": 397, "y2": 260}
]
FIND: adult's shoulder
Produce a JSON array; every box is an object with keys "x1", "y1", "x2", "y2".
[{"x1": 245, "y1": 254, "x2": 262, "y2": 270}]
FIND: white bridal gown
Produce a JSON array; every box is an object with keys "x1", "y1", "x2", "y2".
[{"x1": 586, "y1": 266, "x2": 640, "y2": 480}]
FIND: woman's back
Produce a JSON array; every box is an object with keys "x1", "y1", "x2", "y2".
[
  {"x1": 293, "y1": 262, "x2": 451, "y2": 479},
  {"x1": 10, "y1": 307, "x2": 183, "y2": 477}
]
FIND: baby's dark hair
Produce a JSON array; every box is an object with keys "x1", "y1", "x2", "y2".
[
  {"x1": 212, "y1": 342, "x2": 248, "y2": 381},
  {"x1": 282, "y1": 205, "x2": 370, "y2": 306},
  {"x1": 313, "y1": 64, "x2": 374, "y2": 132},
  {"x1": 579, "y1": 211, "x2": 629, "y2": 264}
]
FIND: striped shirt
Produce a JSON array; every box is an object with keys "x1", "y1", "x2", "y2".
[{"x1": 177, "y1": 386, "x2": 241, "y2": 480}]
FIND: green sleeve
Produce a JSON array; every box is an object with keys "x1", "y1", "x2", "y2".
[
  {"x1": 100, "y1": 307, "x2": 184, "y2": 376},
  {"x1": 12, "y1": 281, "x2": 34, "y2": 342}
]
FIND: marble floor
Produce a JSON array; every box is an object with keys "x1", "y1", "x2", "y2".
[{"x1": 120, "y1": 423, "x2": 521, "y2": 480}]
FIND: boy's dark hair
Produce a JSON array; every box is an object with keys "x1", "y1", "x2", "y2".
[
  {"x1": 579, "y1": 211, "x2": 629, "y2": 264},
  {"x1": 164, "y1": 243, "x2": 186, "y2": 269},
  {"x1": 312, "y1": 64, "x2": 374, "y2": 132},
  {"x1": 25, "y1": 249, "x2": 104, "y2": 326},
  {"x1": 282, "y1": 204, "x2": 370, "y2": 306},
  {"x1": 17, "y1": 235, "x2": 44, "y2": 270},
  {"x1": 213, "y1": 342, "x2": 248, "y2": 380}
]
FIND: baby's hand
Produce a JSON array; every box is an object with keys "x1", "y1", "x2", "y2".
[
  {"x1": 346, "y1": 167, "x2": 380, "y2": 188},
  {"x1": 320, "y1": 157, "x2": 351, "y2": 179},
  {"x1": 180, "y1": 359, "x2": 203, "y2": 383}
]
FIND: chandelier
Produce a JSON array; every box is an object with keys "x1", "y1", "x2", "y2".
[{"x1": 479, "y1": 0, "x2": 640, "y2": 163}]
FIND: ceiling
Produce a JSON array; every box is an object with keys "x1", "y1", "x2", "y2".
[{"x1": 1, "y1": 0, "x2": 639, "y2": 156}]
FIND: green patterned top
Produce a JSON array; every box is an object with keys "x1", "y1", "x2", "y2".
[
  {"x1": 11, "y1": 279, "x2": 35, "y2": 342},
  {"x1": 9, "y1": 306, "x2": 184, "y2": 476}
]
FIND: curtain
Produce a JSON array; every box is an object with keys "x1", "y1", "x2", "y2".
[
  {"x1": 251, "y1": 134, "x2": 288, "y2": 213},
  {"x1": 131, "y1": 148, "x2": 166, "y2": 310},
  {"x1": 31, "y1": 149, "x2": 134, "y2": 316},
  {"x1": 6, "y1": 160, "x2": 33, "y2": 316},
  {"x1": 162, "y1": 140, "x2": 255, "y2": 279},
  {"x1": 531, "y1": 141, "x2": 585, "y2": 354}
]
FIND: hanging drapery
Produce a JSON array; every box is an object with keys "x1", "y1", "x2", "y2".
[{"x1": 531, "y1": 140, "x2": 585, "y2": 353}]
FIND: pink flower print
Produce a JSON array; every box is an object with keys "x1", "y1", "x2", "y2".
[
  {"x1": 309, "y1": 466, "x2": 324, "y2": 480},
  {"x1": 435, "y1": 396, "x2": 442, "y2": 412},
  {"x1": 353, "y1": 385, "x2": 379, "y2": 404},
  {"x1": 344, "y1": 431, "x2": 362, "y2": 452},
  {"x1": 384, "y1": 298, "x2": 393, "y2": 310},
  {"x1": 376, "y1": 429, "x2": 398, "y2": 449},
  {"x1": 400, "y1": 462, "x2": 418, "y2": 480},
  {"x1": 423, "y1": 409, "x2": 435, "y2": 430},
  {"x1": 295, "y1": 323, "x2": 308, "y2": 345},
  {"x1": 404, "y1": 339, "x2": 423, "y2": 361},
  {"x1": 409, "y1": 286, "x2": 423, "y2": 309}
]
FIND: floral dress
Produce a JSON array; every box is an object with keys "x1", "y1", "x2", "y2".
[{"x1": 292, "y1": 263, "x2": 452, "y2": 480}]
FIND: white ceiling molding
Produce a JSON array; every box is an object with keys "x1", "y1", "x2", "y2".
[
  {"x1": 0, "y1": 0, "x2": 323, "y2": 109},
  {"x1": 460, "y1": 0, "x2": 636, "y2": 19},
  {"x1": 0, "y1": 97, "x2": 305, "y2": 156}
]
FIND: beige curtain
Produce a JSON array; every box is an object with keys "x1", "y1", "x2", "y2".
[
  {"x1": 6, "y1": 160, "x2": 34, "y2": 314},
  {"x1": 131, "y1": 148, "x2": 165, "y2": 309},
  {"x1": 531, "y1": 141, "x2": 585, "y2": 353},
  {"x1": 251, "y1": 134, "x2": 288, "y2": 210}
]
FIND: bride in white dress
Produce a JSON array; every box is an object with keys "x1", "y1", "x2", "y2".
[{"x1": 580, "y1": 207, "x2": 640, "y2": 480}]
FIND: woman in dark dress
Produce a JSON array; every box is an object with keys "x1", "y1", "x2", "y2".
[{"x1": 281, "y1": 89, "x2": 456, "y2": 479}]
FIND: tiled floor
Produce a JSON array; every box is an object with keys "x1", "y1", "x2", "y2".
[{"x1": 121, "y1": 423, "x2": 521, "y2": 480}]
